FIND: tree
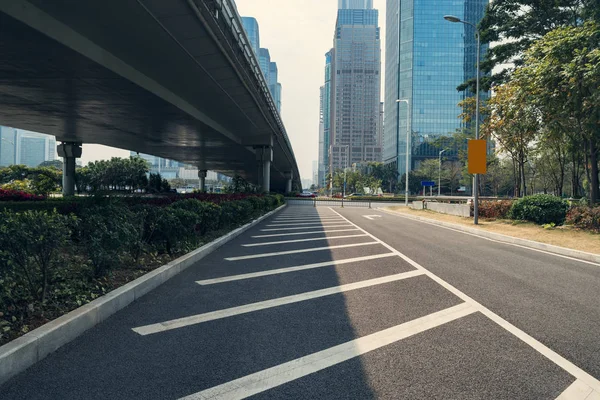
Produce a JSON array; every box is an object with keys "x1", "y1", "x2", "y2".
[{"x1": 38, "y1": 160, "x2": 63, "y2": 170}]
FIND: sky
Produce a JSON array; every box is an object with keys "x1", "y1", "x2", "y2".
[{"x1": 82, "y1": 0, "x2": 388, "y2": 182}]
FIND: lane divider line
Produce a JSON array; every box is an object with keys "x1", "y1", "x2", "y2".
[
  {"x1": 242, "y1": 234, "x2": 369, "y2": 247},
  {"x1": 224, "y1": 242, "x2": 379, "y2": 261},
  {"x1": 196, "y1": 253, "x2": 397, "y2": 285},
  {"x1": 260, "y1": 225, "x2": 351, "y2": 232},
  {"x1": 178, "y1": 303, "x2": 476, "y2": 400},
  {"x1": 132, "y1": 269, "x2": 425, "y2": 336},
  {"x1": 329, "y1": 207, "x2": 600, "y2": 394},
  {"x1": 251, "y1": 229, "x2": 360, "y2": 238}
]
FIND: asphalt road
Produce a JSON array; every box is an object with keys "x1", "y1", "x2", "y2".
[{"x1": 2, "y1": 205, "x2": 600, "y2": 399}]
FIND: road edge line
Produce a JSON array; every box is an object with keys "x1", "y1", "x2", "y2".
[
  {"x1": 380, "y1": 208, "x2": 600, "y2": 266},
  {"x1": 0, "y1": 204, "x2": 286, "y2": 386}
]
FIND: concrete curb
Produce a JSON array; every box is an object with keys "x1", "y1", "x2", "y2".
[
  {"x1": 0, "y1": 204, "x2": 286, "y2": 385},
  {"x1": 380, "y1": 207, "x2": 600, "y2": 265}
]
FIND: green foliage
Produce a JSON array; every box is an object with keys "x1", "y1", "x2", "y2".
[
  {"x1": 508, "y1": 194, "x2": 569, "y2": 225},
  {"x1": 1, "y1": 179, "x2": 32, "y2": 193},
  {"x1": 0, "y1": 210, "x2": 73, "y2": 303},
  {"x1": 478, "y1": 200, "x2": 514, "y2": 219},
  {"x1": 170, "y1": 199, "x2": 222, "y2": 235}
]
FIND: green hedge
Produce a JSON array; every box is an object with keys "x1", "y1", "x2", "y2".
[
  {"x1": 0, "y1": 195, "x2": 282, "y2": 345},
  {"x1": 508, "y1": 194, "x2": 569, "y2": 225}
]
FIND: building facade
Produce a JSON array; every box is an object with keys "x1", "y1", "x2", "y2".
[
  {"x1": 383, "y1": 0, "x2": 489, "y2": 179},
  {"x1": 324, "y1": 1, "x2": 382, "y2": 177},
  {"x1": 241, "y1": 16, "x2": 283, "y2": 115},
  {"x1": 0, "y1": 126, "x2": 56, "y2": 167}
]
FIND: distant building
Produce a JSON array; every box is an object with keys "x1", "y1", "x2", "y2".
[
  {"x1": 0, "y1": 126, "x2": 56, "y2": 167},
  {"x1": 241, "y1": 16, "x2": 283, "y2": 115},
  {"x1": 323, "y1": 0, "x2": 382, "y2": 176},
  {"x1": 241, "y1": 17, "x2": 260, "y2": 56},
  {"x1": 130, "y1": 152, "x2": 184, "y2": 179},
  {"x1": 312, "y1": 160, "x2": 318, "y2": 188},
  {"x1": 383, "y1": 0, "x2": 489, "y2": 177}
]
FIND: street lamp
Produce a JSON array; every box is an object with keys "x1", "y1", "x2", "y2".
[
  {"x1": 396, "y1": 99, "x2": 411, "y2": 206},
  {"x1": 444, "y1": 14, "x2": 482, "y2": 225},
  {"x1": 438, "y1": 149, "x2": 446, "y2": 196}
]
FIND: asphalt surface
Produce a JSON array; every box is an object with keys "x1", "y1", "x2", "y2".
[{"x1": 2, "y1": 205, "x2": 599, "y2": 399}]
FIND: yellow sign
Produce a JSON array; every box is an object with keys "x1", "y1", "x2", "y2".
[{"x1": 468, "y1": 140, "x2": 487, "y2": 174}]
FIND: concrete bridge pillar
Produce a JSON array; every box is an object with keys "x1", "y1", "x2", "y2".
[
  {"x1": 284, "y1": 171, "x2": 293, "y2": 194},
  {"x1": 198, "y1": 170, "x2": 207, "y2": 192},
  {"x1": 255, "y1": 146, "x2": 273, "y2": 193},
  {"x1": 57, "y1": 142, "x2": 82, "y2": 196}
]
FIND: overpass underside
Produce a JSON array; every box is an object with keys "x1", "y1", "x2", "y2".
[{"x1": 0, "y1": 0, "x2": 299, "y2": 192}]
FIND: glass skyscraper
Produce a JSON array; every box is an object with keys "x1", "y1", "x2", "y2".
[
  {"x1": 0, "y1": 126, "x2": 56, "y2": 167},
  {"x1": 241, "y1": 16, "x2": 283, "y2": 115},
  {"x1": 383, "y1": 0, "x2": 489, "y2": 178},
  {"x1": 321, "y1": 1, "x2": 382, "y2": 178}
]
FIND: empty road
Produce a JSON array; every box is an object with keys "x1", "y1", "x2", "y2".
[{"x1": 3, "y1": 204, "x2": 600, "y2": 399}]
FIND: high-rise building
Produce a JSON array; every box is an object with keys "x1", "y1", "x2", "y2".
[
  {"x1": 0, "y1": 127, "x2": 56, "y2": 167},
  {"x1": 241, "y1": 16, "x2": 283, "y2": 115},
  {"x1": 383, "y1": 0, "x2": 489, "y2": 178},
  {"x1": 241, "y1": 17, "x2": 260, "y2": 57},
  {"x1": 324, "y1": 1, "x2": 382, "y2": 175},
  {"x1": 130, "y1": 152, "x2": 184, "y2": 179}
]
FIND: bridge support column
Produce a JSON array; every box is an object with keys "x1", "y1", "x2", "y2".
[
  {"x1": 255, "y1": 146, "x2": 273, "y2": 193},
  {"x1": 284, "y1": 171, "x2": 293, "y2": 194},
  {"x1": 57, "y1": 142, "x2": 82, "y2": 197},
  {"x1": 198, "y1": 170, "x2": 207, "y2": 192}
]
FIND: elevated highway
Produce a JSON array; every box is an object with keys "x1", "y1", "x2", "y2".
[{"x1": 0, "y1": 0, "x2": 300, "y2": 193}]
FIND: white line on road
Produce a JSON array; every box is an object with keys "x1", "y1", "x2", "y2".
[
  {"x1": 133, "y1": 269, "x2": 424, "y2": 336},
  {"x1": 266, "y1": 221, "x2": 346, "y2": 227},
  {"x1": 329, "y1": 207, "x2": 600, "y2": 394},
  {"x1": 555, "y1": 379, "x2": 600, "y2": 400},
  {"x1": 242, "y1": 234, "x2": 369, "y2": 247},
  {"x1": 178, "y1": 303, "x2": 475, "y2": 400},
  {"x1": 380, "y1": 208, "x2": 600, "y2": 268},
  {"x1": 252, "y1": 229, "x2": 360, "y2": 238},
  {"x1": 196, "y1": 253, "x2": 397, "y2": 285},
  {"x1": 260, "y1": 225, "x2": 351, "y2": 232},
  {"x1": 224, "y1": 241, "x2": 379, "y2": 261}
]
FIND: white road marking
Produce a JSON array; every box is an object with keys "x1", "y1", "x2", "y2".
[
  {"x1": 273, "y1": 216, "x2": 340, "y2": 220},
  {"x1": 224, "y1": 241, "x2": 379, "y2": 261},
  {"x1": 196, "y1": 253, "x2": 397, "y2": 285},
  {"x1": 555, "y1": 379, "x2": 600, "y2": 400},
  {"x1": 330, "y1": 208, "x2": 600, "y2": 394},
  {"x1": 133, "y1": 269, "x2": 424, "y2": 336},
  {"x1": 266, "y1": 221, "x2": 346, "y2": 227},
  {"x1": 178, "y1": 303, "x2": 475, "y2": 400},
  {"x1": 242, "y1": 234, "x2": 369, "y2": 247},
  {"x1": 260, "y1": 225, "x2": 351, "y2": 232},
  {"x1": 252, "y1": 228, "x2": 360, "y2": 238},
  {"x1": 363, "y1": 215, "x2": 383, "y2": 220},
  {"x1": 380, "y1": 208, "x2": 600, "y2": 268}
]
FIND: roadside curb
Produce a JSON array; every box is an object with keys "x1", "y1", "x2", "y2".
[
  {"x1": 380, "y1": 207, "x2": 600, "y2": 265},
  {"x1": 0, "y1": 204, "x2": 286, "y2": 385}
]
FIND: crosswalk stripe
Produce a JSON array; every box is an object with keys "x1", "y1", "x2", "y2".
[
  {"x1": 251, "y1": 229, "x2": 360, "y2": 238},
  {"x1": 225, "y1": 242, "x2": 379, "y2": 261}
]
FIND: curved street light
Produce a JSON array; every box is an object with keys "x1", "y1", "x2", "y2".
[{"x1": 444, "y1": 15, "x2": 482, "y2": 225}]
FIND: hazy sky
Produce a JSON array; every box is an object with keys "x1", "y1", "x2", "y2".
[{"x1": 82, "y1": 0, "x2": 389, "y2": 181}]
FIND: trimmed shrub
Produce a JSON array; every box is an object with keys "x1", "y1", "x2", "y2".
[
  {"x1": 478, "y1": 200, "x2": 513, "y2": 219},
  {"x1": 170, "y1": 199, "x2": 222, "y2": 235},
  {"x1": 0, "y1": 188, "x2": 44, "y2": 201},
  {"x1": 566, "y1": 206, "x2": 600, "y2": 232},
  {"x1": 246, "y1": 196, "x2": 267, "y2": 211},
  {"x1": 0, "y1": 210, "x2": 74, "y2": 303},
  {"x1": 508, "y1": 194, "x2": 569, "y2": 225}
]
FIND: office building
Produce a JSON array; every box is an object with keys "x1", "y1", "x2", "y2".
[
  {"x1": 0, "y1": 126, "x2": 56, "y2": 167},
  {"x1": 241, "y1": 16, "x2": 283, "y2": 114},
  {"x1": 383, "y1": 0, "x2": 489, "y2": 178},
  {"x1": 130, "y1": 152, "x2": 184, "y2": 179},
  {"x1": 322, "y1": 1, "x2": 382, "y2": 176}
]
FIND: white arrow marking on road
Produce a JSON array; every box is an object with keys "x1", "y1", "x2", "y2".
[{"x1": 363, "y1": 215, "x2": 382, "y2": 220}]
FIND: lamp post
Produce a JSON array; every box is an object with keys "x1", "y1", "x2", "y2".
[
  {"x1": 396, "y1": 99, "x2": 410, "y2": 206},
  {"x1": 438, "y1": 149, "x2": 446, "y2": 196},
  {"x1": 444, "y1": 15, "x2": 482, "y2": 225}
]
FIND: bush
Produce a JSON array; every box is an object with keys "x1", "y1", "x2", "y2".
[
  {"x1": 508, "y1": 194, "x2": 569, "y2": 225},
  {"x1": 566, "y1": 206, "x2": 600, "y2": 232},
  {"x1": 170, "y1": 199, "x2": 222, "y2": 235},
  {"x1": 478, "y1": 200, "x2": 513, "y2": 219},
  {"x1": 0, "y1": 188, "x2": 44, "y2": 201},
  {"x1": 0, "y1": 210, "x2": 74, "y2": 303},
  {"x1": 77, "y1": 203, "x2": 141, "y2": 277}
]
